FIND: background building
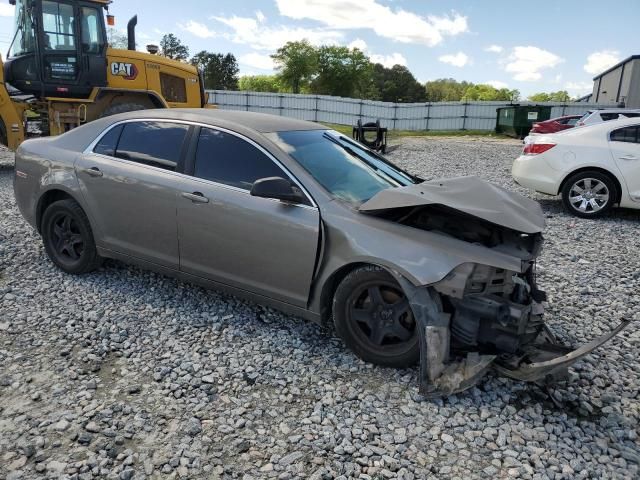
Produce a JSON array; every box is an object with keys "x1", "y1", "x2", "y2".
[{"x1": 591, "y1": 55, "x2": 640, "y2": 107}]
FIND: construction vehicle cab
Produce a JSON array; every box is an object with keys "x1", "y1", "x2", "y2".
[
  {"x1": 0, "y1": 0, "x2": 207, "y2": 150},
  {"x1": 5, "y1": 0, "x2": 109, "y2": 98}
]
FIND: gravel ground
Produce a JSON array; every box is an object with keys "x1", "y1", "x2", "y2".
[{"x1": 1, "y1": 137, "x2": 639, "y2": 480}]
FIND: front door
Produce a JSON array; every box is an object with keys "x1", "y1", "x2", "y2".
[
  {"x1": 609, "y1": 125, "x2": 640, "y2": 202},
  {"x1": 176, "y1": 127, "x2": 320, "y2": 307},
  {"x1": 75, "y1": 120, "x2": 192, "y2": 269}
]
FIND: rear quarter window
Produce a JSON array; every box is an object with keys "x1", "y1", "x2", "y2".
[{"x1": 93, "y1": 124, "x2": 123, "y2": 157}]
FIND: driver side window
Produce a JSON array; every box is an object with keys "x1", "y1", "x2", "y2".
[{"x1": 193, "y1": 128, "x2": 288, "y2": 191}]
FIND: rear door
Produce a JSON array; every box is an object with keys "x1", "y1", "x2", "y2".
[
  {"x1": 609, "y1": 125, "x2": 640, "y2": 201},
  {"x1": 175, "y1": 126, "x2": 320, "y2": 307},
  {"x1": 75, "y1": 120, "x2": 191, "y2": 268}
]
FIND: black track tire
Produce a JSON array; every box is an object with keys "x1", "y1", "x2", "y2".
[
  {"x1": 0, "y1": 117, "x2": 7, "y2": 147},
  {"x1": 99, "y1": 103, "x2": 148, "y2": 118},
  {"x1": 41, "y1": 199, "x2": 102, "y2": 274},
  {"x1": 332, "y1": 265, "x2": 419, "y2": 368},
  {"x1": 561, "y1": 170, "x2": 617, "y2": 218}
]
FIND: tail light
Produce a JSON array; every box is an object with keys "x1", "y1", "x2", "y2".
[{"x1": 523, "y1": 143, "x2": 556, "y2": 155}]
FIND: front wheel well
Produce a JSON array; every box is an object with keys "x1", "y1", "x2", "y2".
[
  {"x1": 558, "y1": 167, "x2": 622, "y2": 204},
  {"x1": 36, "y1": 190, "x2": 76, "y2": 232}
]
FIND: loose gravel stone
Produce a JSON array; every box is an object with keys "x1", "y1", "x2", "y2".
[{"x1": 0, "y1": 139, "x2": 638, "y2": 479}]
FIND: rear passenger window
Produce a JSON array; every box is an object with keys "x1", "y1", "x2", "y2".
[
  {"x1": 600, "y1": 113, "x2": 619, "y2": 121},
  {"x1": 93, "y1": 124, "x2": 123, "y2": 157},
  {"x1": 115, "y1": 121, "x2": 189, "y2": 171},
  {"x1": 610, "y1": 126, "x2": 639, "y2": 143},
  {"x1": 194, "y1": 128, "x2": 286, "y2": 190}
]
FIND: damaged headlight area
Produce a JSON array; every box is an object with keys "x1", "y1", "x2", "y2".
[{"x1": 399, "y1": 262, "x2": 630, "y2": 397}]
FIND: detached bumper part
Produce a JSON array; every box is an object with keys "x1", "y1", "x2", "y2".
[
  {"x1": 399, "y1": 278, "x2": 631, "y2": 397},
  {"x1": 494, "y1": 319, "x2": 631, "y2": 383}
]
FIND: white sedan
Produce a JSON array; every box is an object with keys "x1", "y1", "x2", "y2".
[{"x1": 512, "y1": 117, "x2": 640, "y2": 217}]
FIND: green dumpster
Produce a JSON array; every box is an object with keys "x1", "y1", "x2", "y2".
[{"x1": 495, "y1": 105, "x2": 552, "y2": 138}]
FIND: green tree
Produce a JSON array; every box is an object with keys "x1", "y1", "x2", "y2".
[
  {"x1": 160, "y1": 33, "x2": 189, "y2": 61},
  {"x1": 311, "y1": 46, "x2": 372, "y2": 98},
  {"x1": 107, "y1": 28, "x2": 129, "y2": 49},
  {"x1": 371, "y1": 64, "x2": 426, "y2": 103},
  {"x1": 425, "y1": 78, "x2": 473, "y2": 102},
  {"x1": 462, "y1": 84, "x2": 519, "y2": 101},
  {"x1": 528, "y1": 90, "x2": 570, "y2": 102},
  {"x1": 190, "y1": 52, "x2": 239, "y2": 90},
  {"x1": 271, "y1": 40, "x2": 318, "y2": 94},
  {"x1": 238, "y1": 75, "x2": 282, "y2": 92}
]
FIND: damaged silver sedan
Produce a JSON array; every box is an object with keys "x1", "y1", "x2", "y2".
[{"x1": 13, "y1": 109, "x2": 629, "y2": 396}]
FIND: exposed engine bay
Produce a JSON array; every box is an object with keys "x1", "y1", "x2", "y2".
[{"x1": 360, "y1": 179, "x2": 630, "y2": 396}]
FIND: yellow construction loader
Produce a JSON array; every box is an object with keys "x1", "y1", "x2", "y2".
[{"x1": 0, "y1": 0, "x2": 208, "y2": 150}]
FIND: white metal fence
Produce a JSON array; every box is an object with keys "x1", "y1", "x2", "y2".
[{"x1": 207, "y1": 90, "x2": 619, "y2": 131}]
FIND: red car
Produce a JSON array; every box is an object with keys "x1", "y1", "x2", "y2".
[{"x1": 529, "y1": 115, "x2": 581, "y2": 134}]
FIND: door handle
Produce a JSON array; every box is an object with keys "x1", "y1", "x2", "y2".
[
  {"x1": 181, "y1": 191, "x2": 209, "y2": 203},
  {"x1": 619, "y1": 154, "x2": 638, "y2": 161},
  {"x1": 84, "y1": 167, "x2": 103, "y2": 177}
]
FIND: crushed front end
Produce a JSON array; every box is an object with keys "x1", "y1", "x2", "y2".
[
  {"x1": 400, "y1": 251, "x2": 629, "y2": 397},
  {"x1": 359, "y1": 177, "x2": 630, "y2": 396}
]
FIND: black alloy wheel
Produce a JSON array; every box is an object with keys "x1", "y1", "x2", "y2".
[
  {"x1": 41, "y1": 199, "x2": 102, "y2": 274},
  {"x1": 333, "y1": 266, "x2": 419, "y2": 368}
]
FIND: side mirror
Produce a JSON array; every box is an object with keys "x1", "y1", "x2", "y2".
[{"x1": 250, "y1": 177, "x2": 306, "y2": 204}]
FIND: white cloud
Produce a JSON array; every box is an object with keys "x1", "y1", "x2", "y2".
[
  {"x1": 565, "y1": 81, "x2": 593, "y2": 96},
  {"x1": 0, "y1": 4, "x2": 14, "y2": 16},
  {"x1": 239, "y1": 52, "x2": 275, "y2": 70},
  {"x1": 485, "y1": 80, "x2": 509, "y2": 89},
  {"x1": 348, "y1": 38, "x2": 367, "y2": 51},
  {"x1": 584, "y1": 50, "x2": 620, "y2": 75},
  {"x1": 275, "y1": 0, "x2": 468, "y2": 46},
  {"x1": 211, "y1": 15, "x2": 343, "y2": 50},
  {"x1": 255, "y1": 10, "x2": 266, "y2": 23},
  {"x1": 347, "y1": 38, "x2": 405, "y2": 67},
  {"x1": 370, "y1": 52, "x2": 407, "y2": 68},
  {"x1": 179, "y1": 20, "x2": 216, "y2": 39},
  {"x1": 485, "y1": 45, "x2": 503, "y2": 53},
  {"x1": 503, "y1": 46, "x2": 563, "y2": 81},
  {"x1": 438, "y1": 52, "x2": 470, "y2": 67}
]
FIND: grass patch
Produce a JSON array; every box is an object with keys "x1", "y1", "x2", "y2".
[{"x1": 320, "y1": 123, "x2": 510, "y2": 140}]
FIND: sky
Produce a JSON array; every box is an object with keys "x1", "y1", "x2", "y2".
[{"x1": 1, "y1": 0, "x2": 638, "y2": 97}]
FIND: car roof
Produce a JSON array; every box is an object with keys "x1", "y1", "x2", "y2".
[
  {"x1": 573, "y1": 116, "x2": 640, "y2": 133},
  {"x1": 590, "y1": 108, "x2": 640, "y2": 114},
  {"x1": 110, "y1": 108, "x2": 327, "y2": 133},
  {"x1": 46, "y1": 108, "x2": 328, "y2": 153}
]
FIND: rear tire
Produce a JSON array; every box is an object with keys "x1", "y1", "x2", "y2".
[
  {"x1": 561, "y1": 170, "x2": 617, "y2": 218},
  {"x1": 99, "y1": 103, "x2": 148, "y2": 118},
  {"x1": 333, "y1": 265, "x2": 419, "y2": 368},
  {"x1": 41, "y1": 199, "x2": 102, "y2": 274}
]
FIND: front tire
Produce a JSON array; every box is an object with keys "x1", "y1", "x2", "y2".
[
  {"x1": 332, "y1": 266, "x2": 419, "y2": 368},
  {"x1": 41, "y1": 199, "x2": 102, "y2": 274},
  {"x1": 561, "y1": 170, "x2": 617, "y2": 218}
]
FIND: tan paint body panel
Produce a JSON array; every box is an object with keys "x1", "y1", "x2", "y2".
[{"x1": 14, "y1": 109, "x2": 538, "y2": 319}]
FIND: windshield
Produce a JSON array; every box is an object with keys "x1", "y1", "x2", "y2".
[
  {"x1": 266, "y1": 130, "x2": 416, "y2": 204},
  {"x1": 9, "y1": 0, "x2": 36, "y2": 57}
]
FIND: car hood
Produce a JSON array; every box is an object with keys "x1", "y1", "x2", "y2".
[{"x1": 358, "y1": 176, "x2": 546, "y2": 234}]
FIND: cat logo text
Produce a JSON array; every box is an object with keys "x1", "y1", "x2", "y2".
[{"x1": 110, "y1": 62, "x2": 138, "y2": 80}]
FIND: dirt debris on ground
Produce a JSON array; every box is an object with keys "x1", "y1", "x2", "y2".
[{"x1": 0, "y1": 139, "x2": 639, "y2": 479}]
